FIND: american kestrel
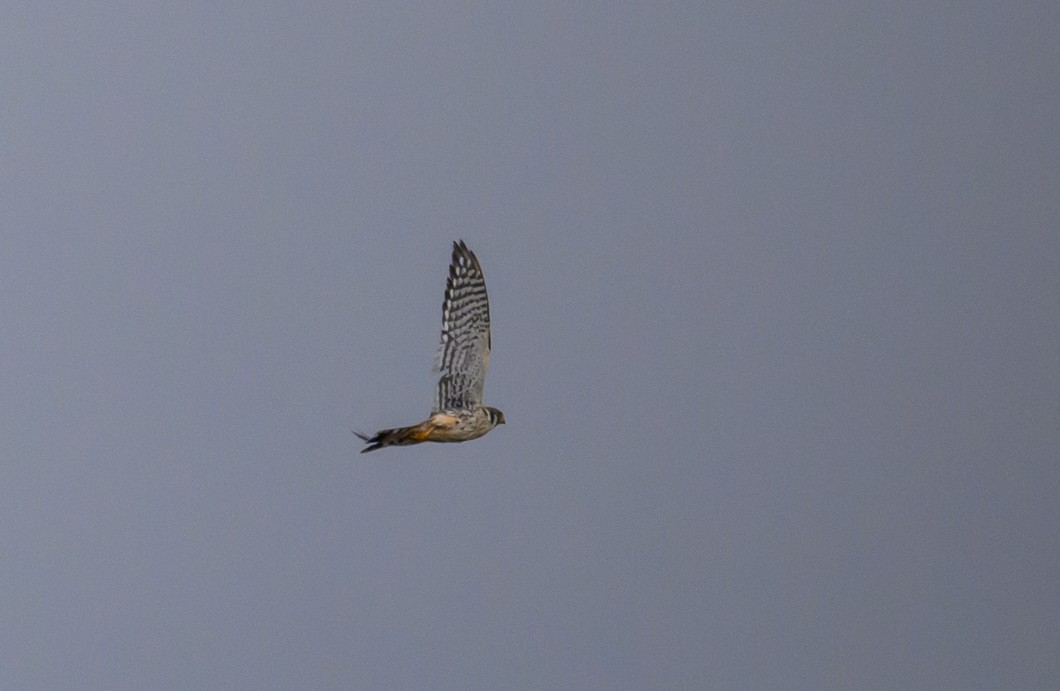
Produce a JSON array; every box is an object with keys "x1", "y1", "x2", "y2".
[{"x1": 356, "y1": 240, "x2": 505, "y2": 453}]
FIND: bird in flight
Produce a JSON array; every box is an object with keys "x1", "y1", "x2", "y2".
[{"x1": 356, "y1": 240, "x2": 505, "y2": 452}]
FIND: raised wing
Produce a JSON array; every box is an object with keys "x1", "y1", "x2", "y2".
[{"x1": 432, "y1": 240, "x2": 491, "y2": 413}]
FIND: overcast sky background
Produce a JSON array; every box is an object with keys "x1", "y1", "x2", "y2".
[{"x1": 2, "y1": 2, "x2": 1058, "y2": 689}]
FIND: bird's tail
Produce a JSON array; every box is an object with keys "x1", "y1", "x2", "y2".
[{"x1": 355, "y1": 423, "x2": 430, "y2": 453}]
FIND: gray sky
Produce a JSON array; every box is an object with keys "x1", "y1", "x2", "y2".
[{"x1": 2, "y1": 2, "x2": 1058, "y2": 689}]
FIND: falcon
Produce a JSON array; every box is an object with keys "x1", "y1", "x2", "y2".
[{"x1": 356, "y1": 240, "x2": 505, "y2": 452}]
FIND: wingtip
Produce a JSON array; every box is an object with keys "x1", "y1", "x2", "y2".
[
  {"x1": 450, "y1": 239, "x2": 482, "y2": 273},
  {"x1": 451, "y1": 240, "x2": 468, "y2": 263}
]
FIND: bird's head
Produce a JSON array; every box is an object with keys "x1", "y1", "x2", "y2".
[{"x1": 486, "y1": 407, "x2": 506, "y2": 426}]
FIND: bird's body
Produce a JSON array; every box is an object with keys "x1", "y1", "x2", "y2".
[
  {"x1": 356, "y1": 406, "x2": 505, "y2": 452},
  {"x1": 357, "y1": 241, "x2": 504, "y2": 453}
]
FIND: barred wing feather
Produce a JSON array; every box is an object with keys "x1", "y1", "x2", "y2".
[{"x1": 432, "y1": 240, "x2": 491, "y2": 413}]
